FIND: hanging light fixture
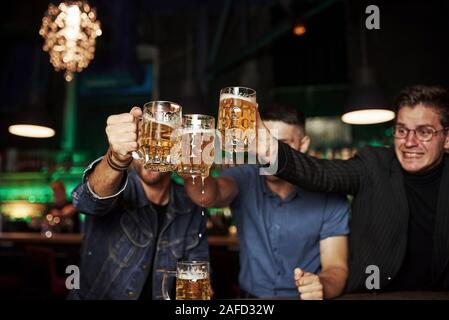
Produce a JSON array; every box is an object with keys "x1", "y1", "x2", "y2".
[
  {"x1": 342, "y1": 67, "x2": 395, "y2": 125},
  {"x1": 342, "y1": 19, "x2": 394, "y2": 125},
  {"x1": 8, "y1": 48, "x2": 56, "y2": 139},
  {"x1": 39, "y1": 1, "x2": 102, "y2": 82}
]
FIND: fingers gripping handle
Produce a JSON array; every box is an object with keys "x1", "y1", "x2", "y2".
[{"x1": 131, "y1": 115, "x2": 143, "y2": 161}]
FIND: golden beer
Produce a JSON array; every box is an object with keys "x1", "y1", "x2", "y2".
[
  {"x1": 133, "y1": 101, "x2": 182, "y2": 171},
  {"x1": 176, "y1": 274, "x2": 211, "y2": 300},
  {"x1": 139, "y1": 121, "x2": 178, "y2": 171},
  {"x1": 178, "y1": 114, "x2": 215, "y2": 178},
  {"x1": 161, "y1": 261, "x2": 210, "y2": 300},
  {"x1": 218, "y1": 87, "x2": 256, "y2": 152}
]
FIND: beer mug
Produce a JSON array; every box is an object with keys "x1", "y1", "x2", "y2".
[
  {"x1": 132, "y1": 101, "x2": 182, "y2": 171},
  {"x1": 162, "y1": 261, "x2": 211, "y2": 300},
  {"x1": 217, "y1": 86, "x2": 256, "y2": 152},
  {"x1": 177, "y1": 114, "x2": 215, "y2": 178}
]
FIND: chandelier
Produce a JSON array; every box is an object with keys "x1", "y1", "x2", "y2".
[{"x1": 39, "y1": 1, "x2": 102, "y2": 81}]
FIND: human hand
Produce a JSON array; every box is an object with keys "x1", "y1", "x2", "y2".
[
  {"x1": 294, "y1": 268, "x2": 324, "y2": 300},
  {"x1": 105, "y1": 106, "x2": 142, "y2": 166}
]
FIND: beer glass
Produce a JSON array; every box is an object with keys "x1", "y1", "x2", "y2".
[
  {"x1": 177, "y1": 114, "x2": 215, "y2": 178},
  {"x1": 217, "y1": 86, "x2": 256, "y2": 152},
  {"x1": 162, "y1": 261, "x2": 211, "y2": 300},
  {"x1": 132, "y1": 101, "x2": 182, "y2": 171}
]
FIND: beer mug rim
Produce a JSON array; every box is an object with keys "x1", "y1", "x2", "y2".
[
  {"x1": 177, "y1": 260, "x2": 209, "y2": 267},
  {"x1": 219, "y1": 86, "x2": 256, "y2": 99},
  {"x1": 143, "y1": 100, "x2": 182, "y2": 111}
]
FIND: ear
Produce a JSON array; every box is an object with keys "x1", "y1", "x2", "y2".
[
  {"x1": 444, "y1": 130, "x2": 449, "y2": 150},
  {"x1": 300, "y1": 135, "x2": 311, "y2": 153}
]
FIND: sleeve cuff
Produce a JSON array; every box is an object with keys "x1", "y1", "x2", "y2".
[{"x1": 83, "y1": 156, "x2": 129, "y2": 200}]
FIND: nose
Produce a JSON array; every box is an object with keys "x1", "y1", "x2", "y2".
[{"x1": 404, "y1": 130, "x2": 419, "y2": 147}]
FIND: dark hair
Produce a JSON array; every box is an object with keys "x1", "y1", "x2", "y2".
[
  {"x1": 394, "y1": 85, "x2": 449, "y2": 128},
  {"x1": 260, "y1": 103, "x2": 306, "y2": 132}
]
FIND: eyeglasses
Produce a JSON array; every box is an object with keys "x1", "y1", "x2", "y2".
[{"x1": 393, "y1": 125, "x2": 449, "y2": 142}]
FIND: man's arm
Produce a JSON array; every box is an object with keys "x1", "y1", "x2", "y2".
[
  {"x1": 71, "y1": 157, "x2": 128, "y2": 217},
  {"x1": 318, "y1": 236, "x2": 348, "y2": 298},
  {"x1": 254, "y1": 108, "x2": 365, "y2": 195},
  {"x1": 71, "y1": 107, "x2": 142, "y2": 217},
  {"x1": 182, "y1": 176, "x2": 238, "y2": 208},
  {"x1": 295, "y1": 236, "x2": 348, "y2": 300},
  {"x1": 278, "y1": 141, "x2": 364, "y2": 195},
  {"x1": 88, "y1": 107, "x2": 141, "y2": 197}
]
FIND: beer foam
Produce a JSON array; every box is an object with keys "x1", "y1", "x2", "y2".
[
  {"x1": 219, "y1": 93, "x2": 256, "y2": 103},
  {"x1": 178, "y1": 272, "x2": 208, "y2": 281}
]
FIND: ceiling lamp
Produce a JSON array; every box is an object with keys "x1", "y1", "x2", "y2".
[
  {"x1": 342, "y1": 21, "x2": 394, "y2": 125},
  {"x1": 39, "y1": 1, "x2": 102, "y2": 81},
  {"x1": 292, "y1": 19, "x2": 306, "y2": 37},
  {"x1": 342, "y1": 67, "x2": 395, "y2": 125},
  {"x1": 8, "y1": 124, "x2": 55, "y2": 138}
]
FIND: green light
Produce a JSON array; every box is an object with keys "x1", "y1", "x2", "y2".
[
  {"x1": 62, "y1": 76, "x2": 77, "y2": 151},
  {"x1": 0, "y1": 185, "x2": 53, "y2": 203}
]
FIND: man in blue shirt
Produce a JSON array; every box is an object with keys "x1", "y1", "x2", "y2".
[{"x1": 184, "y1": 104, "x2": 349, "y2": 299}]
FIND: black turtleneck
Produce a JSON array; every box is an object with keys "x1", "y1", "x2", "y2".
[{"x1": 388, "y1": 161, "x2": 444, "y2": 291}]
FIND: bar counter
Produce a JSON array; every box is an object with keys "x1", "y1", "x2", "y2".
[
  {"x1": 0, "y1": 232, "x2": 239, "y2": 247},
  {"x1": 244, "y1": 291, "x2": 449, "y2": 300},
  {"x1": 335, "y1": 291, "x2": 449, "y2": 300}
]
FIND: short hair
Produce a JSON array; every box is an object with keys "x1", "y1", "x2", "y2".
[
  {"x1": 260, "y1": 103, "x2": 306, "y2": 132},
  {"x1": 394, "y1": 85, "x2": 449, "y2": 128}
]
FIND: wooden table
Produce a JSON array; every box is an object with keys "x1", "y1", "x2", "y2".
[{"x1": 0, "y1": 232, "x2": 82, "y2": 245}]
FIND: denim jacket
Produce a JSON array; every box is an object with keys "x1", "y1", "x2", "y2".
[{"x1": 67, "y1": 158, "x2": 209, "y2": 300}]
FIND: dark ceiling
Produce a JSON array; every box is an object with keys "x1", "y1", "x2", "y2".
[{"x1": 1, "y1": 0, "x2": 448, "y2": 154}]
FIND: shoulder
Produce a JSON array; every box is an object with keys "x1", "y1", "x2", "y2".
[
  {"x1": 172, "y1": 182, "x2": 203, "y2": 212},
  {"x1": 172, "y1": 182, "x2": 193, "y2": 203},
  {"x1": 220, "y1": 164, "x2": 259, "y2": 176},
  {"x1": 301, "y1": 188, "x2": 349, "y2": 208},
  {"x1": 220, "y1": 164, "x2": 259, "y2": 181},
  {"x1": 355, "y1": 146, "x2": 396, "y2": 171}
]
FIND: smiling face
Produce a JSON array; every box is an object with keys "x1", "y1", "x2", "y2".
[{"x1": 394, "y1": 104, "x2": 449, "y2": 174}]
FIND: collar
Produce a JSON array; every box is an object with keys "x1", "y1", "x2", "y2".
[{"x1": 261, "y1": 175, "x2": 302, "y2": 202}]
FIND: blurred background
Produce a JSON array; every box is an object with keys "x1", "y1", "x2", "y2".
[{"x1": 1, "y1": 0, "x2": 448, "y2": 299}]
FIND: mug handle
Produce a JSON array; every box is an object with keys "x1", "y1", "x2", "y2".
[
  {"x1": 161, "y1": 270, "x2": 177, "y2": 300},
  {"x1": 131, "y1": 115, "x2": 143, "y2": 160}
]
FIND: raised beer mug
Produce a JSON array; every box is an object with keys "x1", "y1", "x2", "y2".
[
  {"x1": 177, "y1": 114, "x2": 216, "y2": 178},
  {"x1": 162, "y1": 261, "x2": 211, "y2": 300},
  {"x1": 132, "y1": 101, "x2": 182, "y2": 171},
  {"x1": 217, "y1": 86, "x2": 256, "y2": 153}
]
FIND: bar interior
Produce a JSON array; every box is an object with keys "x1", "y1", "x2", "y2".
[{"x1": 1, "y1": 0, "x2": 449, "y2": 301}]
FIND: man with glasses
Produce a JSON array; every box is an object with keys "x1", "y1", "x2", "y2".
[{"x1": 256, "y1": 85, "x2": 449, "y2": 292}]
